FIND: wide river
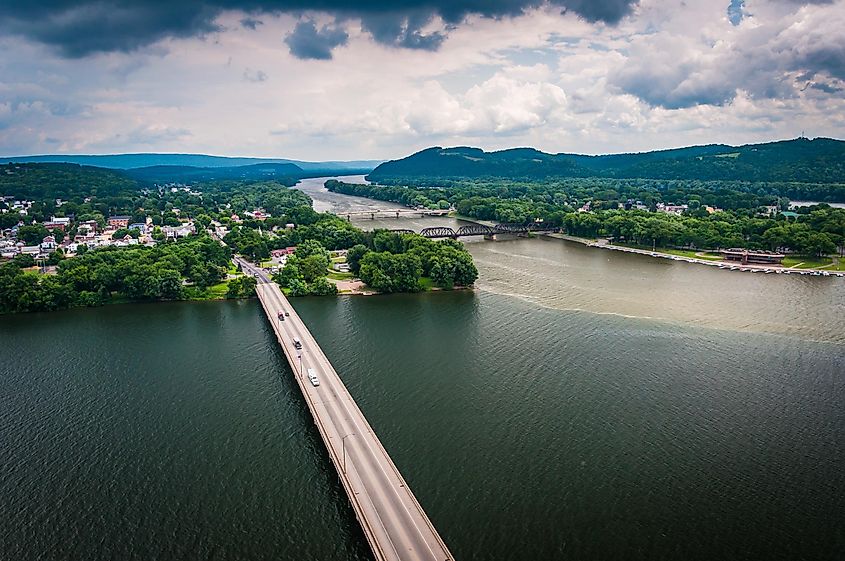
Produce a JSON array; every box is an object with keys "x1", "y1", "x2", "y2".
[{"x1": 1, "y1": 177, "x2": 843, "y2": 560}]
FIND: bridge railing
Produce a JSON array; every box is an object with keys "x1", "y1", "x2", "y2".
[{"x1": 410, "y1": 223, "x2": 559, "y2": 238}]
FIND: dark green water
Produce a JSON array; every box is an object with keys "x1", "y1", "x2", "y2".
[
  {"x1": 2, "y1": 288, "x2": 843, "y2": 560},
  {"x1": 0, "y1": 302, "x2": 371, "y2": 561}
]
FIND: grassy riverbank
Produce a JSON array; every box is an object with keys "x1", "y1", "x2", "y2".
[
  {"x1": 614, "y1": 242, "x2": 724, "y2": 261},
  {"x1": 782, "y1": 256, "x2": 845, "y2": 271},
  {"x1": 543, "y1": 232, "x2": 845, "y2": 274}
]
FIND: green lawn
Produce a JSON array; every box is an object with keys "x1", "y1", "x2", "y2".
[
  {"x1": 327, "y1": 270, "x2": 354, "y2": 281},
  {"x1": 184, "y1": 280, "x2": 231, "y2": 300},
  {"x1": 418, "y1": 277, "x2": 434, "y2": 291},
  {"x1": 206, "y1": 281, "x2": 230, "y2": 298},
  {"x1": 661, "y1": 248, "x2": 723, "y2": 261},
  {"x1": 782, "y1": 256, "x2": 840, "y2": 270},
  {"x1": 614, "y1": 243, "x2": 723, "y2": 261}
]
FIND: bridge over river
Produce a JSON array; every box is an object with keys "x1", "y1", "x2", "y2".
[
  {"x1": 341, "y1": 209, "x2": 451, "y2": 220},
  {"x1": 234, "y1": 256, "x2": 453, "y2": 561},
  {"x1": 390, "y1": 222, "x2": 560, "y2": 239}
]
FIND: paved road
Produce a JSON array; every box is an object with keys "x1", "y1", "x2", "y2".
[{"x1": 234, "y1": 257, "x2": 453, "y2": 561}]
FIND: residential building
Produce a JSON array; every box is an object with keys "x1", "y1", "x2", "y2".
[
  {"x1": 20, "y1": 245, "x2": 41, "y2": 257},
  {"x1": 78, "y1": 220, "x2": 99, "y2": 234},
  {"x1": 107, "y1": 215, "x2": 131, "y2": 229},
  {"x1": 162, "y1": 223, "x2": 195, "y2": 239},
  {"x1": 40, "y1": 235, "x2": 57, "y2": 251},
  {"x1": 658, "y1": 203, "x2": 688, "y2": 215},
  {"x1": 46, "y1": 216, "x2": 71, "y2": 229}
]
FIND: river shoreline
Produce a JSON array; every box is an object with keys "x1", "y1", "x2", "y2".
[
  {"x1": 314, "y1": 183, "x2": 845, "y2": 278},
  {"x1": 541, "y1": 232, "x2": 845, "y2": 277}
]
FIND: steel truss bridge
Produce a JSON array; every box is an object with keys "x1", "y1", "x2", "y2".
[{"x1": 390, "y1": 222, "x2": 560, "y2": 239}]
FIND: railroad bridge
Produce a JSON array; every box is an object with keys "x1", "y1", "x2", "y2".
[{"x1": 392, "y1": 222, "x2": 560, "y2": 239}]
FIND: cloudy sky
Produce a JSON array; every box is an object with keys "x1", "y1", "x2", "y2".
[{"x1": 0, "y1": 0, "x2": 843, "y2": 160}]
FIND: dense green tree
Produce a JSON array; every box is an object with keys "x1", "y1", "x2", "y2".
[
  {"x1": 12, "y1": 254, "x2": 36, "y2": 268},
  {"x1": 46, "y1": 250, "x2": 65, "y2": 266},
  {"x1": 359, "y1": 252, "x2": 422, "y2": 293},
  {"x1": 308, "y1": 277, "x2": 338, "y2": 296},
  {"x1": 287, "y1": 278, "x2": 309, "y2": 296},
  {"x1": 226, "y1": 275, "x2": 257, "y2": 298},
  {"x1": 274, "y1": 257, "x2": 302, "y2": 288},
  {"x1": 16, "y1": 224, "x2": 50, "y2": 245},
  {"x1": 300, "y1": 253, "x2": 329, "y2": 283},
  {"x1": 346, "y1": 244, "x2": 370, "y2": 275}
]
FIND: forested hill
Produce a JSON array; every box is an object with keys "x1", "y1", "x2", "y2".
[
  {"x1": 0, "y1": 163, "x2": 140, "y2": 199},
  {"x1": 122, "y1": 162, "x2": 303, "y2": 183},
  {"x1": 368, "y1": 138, "x2": 845, "y2": 183},
  {"x1": 2, "y1": 153, "x2": 383, "y2": 172}
]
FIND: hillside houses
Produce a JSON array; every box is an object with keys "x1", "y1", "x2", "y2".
[{"x1": 0, "y1": 204, "x2": 197, "y2": 261}]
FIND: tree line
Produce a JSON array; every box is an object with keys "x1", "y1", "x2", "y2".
[
  {"x1": 348, "y1": 230, "x2": 478, "y2": 292},
  {"x1": 325, "y1": 180, "x2": 845, "y2": 255},
  {"x1": 0, "y1": 236, "x2": 235, "y2": 313}
]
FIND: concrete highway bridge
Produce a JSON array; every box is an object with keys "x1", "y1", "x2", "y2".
[
  {"x1": 235, "y1": 256, "x2": 453, "y2": 561},
  {"x1": 341, "y1": 209, "x2": 451, "y2": 220},
  {"x1": 390, "y1": 222, "x2": 560, "y2": 239}
]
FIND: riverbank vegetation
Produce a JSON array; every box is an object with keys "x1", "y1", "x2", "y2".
[
  {"x1": 326, "y1": 180, "x2": 845, "y2": 257},
  {"x1": 0, "y1": 236, "x2": 233, "y2": 313},
  {"x1": 271, "y1": 240, "x2": 338, "y2": 296},
  {"x1": 352, "y1": 230, "x2": 478, "y2": 293},
  {"x1": 272, "y1": 230, "x2": 478, "y2": 295}
]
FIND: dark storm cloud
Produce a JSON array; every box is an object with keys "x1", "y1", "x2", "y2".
[
  {"x1": 0, "y1": 1, "x2": 639, "y2": 58},
  {"x1": 359, "y1": 12, "x2": 445, "y2": 51},
  {"x1": 0, "y1": 2, "x2": 223, "y2": 58},
  {"x1": 284, "y1": 20, "x2": 348, "y2": 60},
  {"x1": 809, "y1": 81, "x2": 843, "y2": 93},
  {"x1": 239, "y1": 16, "x2": 263, "y2": 29}
]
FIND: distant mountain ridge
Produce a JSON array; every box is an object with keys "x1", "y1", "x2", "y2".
[
  {"x1": 1, "y1": 153, "x2": 383, "y2": 172},
  {"x1": 121, "y1": 162, "x2": 305, "y2": 183},
  {"x1": 368, "y1": 138, "x2": 845, "y2": 184}
]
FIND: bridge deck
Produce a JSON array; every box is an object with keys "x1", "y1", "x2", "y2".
[
  {"x1": 239, "y1": 258, "x2": 453, "y2": 561},
  {"x1": 341, "y1": 209, "x2": 450, "y2": 217}
]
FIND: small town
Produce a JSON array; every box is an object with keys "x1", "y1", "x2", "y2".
[{"x1": 0, "y1": 195, "x2": 197, "y2": 264}]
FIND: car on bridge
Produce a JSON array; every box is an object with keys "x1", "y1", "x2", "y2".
[
  {"x1": 307, "y1": 368, "x2": 320, "y2": 387},
  {"x1": 293, "y1": 337, "x2": 302, "y2": 350}
]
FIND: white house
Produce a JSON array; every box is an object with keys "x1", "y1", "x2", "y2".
[{"x1": 40, "y1": 235, "x2": 57, "y2": 251}]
